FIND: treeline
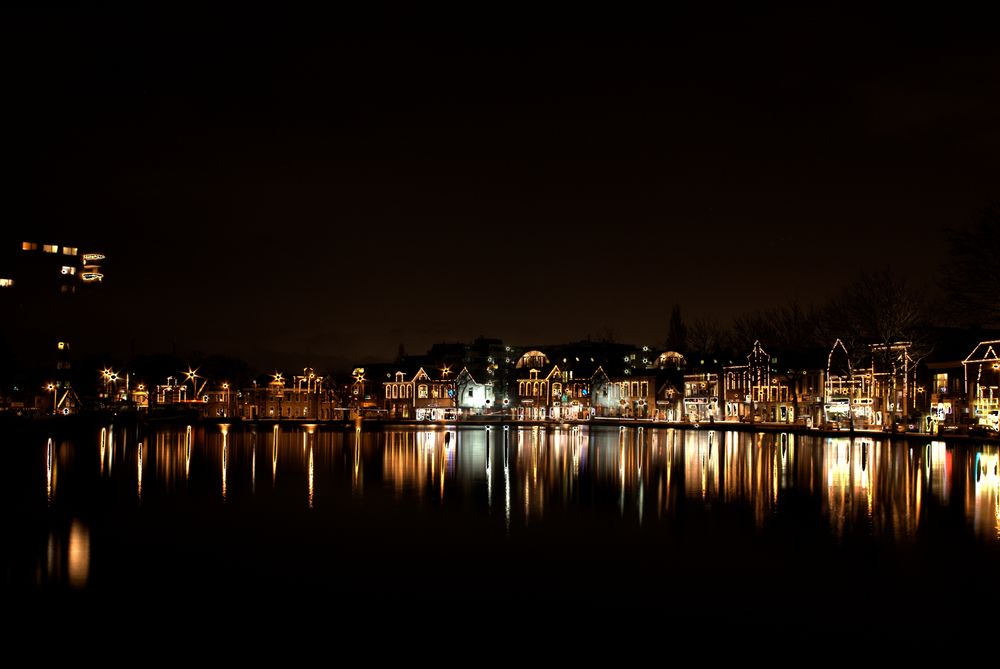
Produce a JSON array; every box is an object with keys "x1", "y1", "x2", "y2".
[{"x1": 672, "y1": 202, "x2": 999, "y2": 366}]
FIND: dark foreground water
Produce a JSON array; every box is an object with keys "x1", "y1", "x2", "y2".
[{"x1": 4, "y1": 423, "x2": 998, "y2": 630}]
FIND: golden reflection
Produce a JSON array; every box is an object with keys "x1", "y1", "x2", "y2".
[
  {"x1": 108, "y1": 427, "x2": 115, "y2": 476},
  {"x1": 685, "y1": 431, "x2": 719, "y2": 501},
  {"x1": 383, "y1": 430, "x2": 455, "y2": 499},
  {"x1": 68, "y1": 520, "x2": 90, "y2": 588},
  {"x1": 221, "y1": 426, "x2": 229, "y2": 503},
  {"x1": 137, "y1": 440, "x2": 143, "y2": 502},
  {"x1": 272, "y1": 424, "x2": 279, "y2": 484},
  {"x1": 308, "y1": 445, "x2": 314, "y2": 509},
  {"x1": 353, "y1": 428, "x2": 362, "y2": 493},
  {"x1": 185, "y1": 425, "x2": 192, "y2": 480},
  {"x1": 79, "y1": 426, "x2": 1000, "y2": 546},
  {"x1": 46, "y1": 437, "x2": 54, "y2": 506},
  {"x1": 100, "y1": 427, "x2": 107, "y2": 476},
  {"x1": 504, "y1": 431, "x2": 511, "y2": 535},
  {"x1": 971, "y1": 449, "x2": 999, "y2": 540}
]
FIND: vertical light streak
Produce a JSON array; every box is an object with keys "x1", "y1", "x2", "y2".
[
  {"x1": 220, "y1": 425, "x2": 229, "y2": 503},
  {"x1": 504, "y1": 432, "x2": 510, "y2": 536},
  {"x1": 308, "y1": 445, "x2": 314, "y2": 509},
  {"x1": 137, "y1": 440, "x2": 143, "y2": 503},
  {"x1": 46, "y1": 438, "x2": 54, "y2": 506},
  {"x1": 272, "y1": 424, "x2": 279, "y2": 485},
  {"x1": 486, "y1": 428, "x2": 492, "y2": 514},
  {"x1": 185, "y1": 425, "x2": 192, "y2": 481}
]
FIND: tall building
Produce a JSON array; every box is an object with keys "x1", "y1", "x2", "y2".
[{"x1": 0, "y1": 239, "x2": 107, "y2": 407}]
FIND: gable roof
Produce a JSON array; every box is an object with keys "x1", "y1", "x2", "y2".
[{"x1": 964, "y1": 340, "x2": 1000, "y2": 364}]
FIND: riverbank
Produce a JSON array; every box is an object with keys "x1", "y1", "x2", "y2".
[{"x1": 5, "y1": 411, "x2": 997, "y2": 444}]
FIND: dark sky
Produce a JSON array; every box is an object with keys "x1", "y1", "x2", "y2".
[{"x1": 6, "y1": 3, "x2": 998, "y2": 367}]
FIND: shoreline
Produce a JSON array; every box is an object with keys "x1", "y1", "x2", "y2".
[{"x1": 6, "y1": 411, "x2": 996, "y2": 444}]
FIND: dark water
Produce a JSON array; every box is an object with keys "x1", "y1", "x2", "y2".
[{"x1": 4, "y1": 423, "x2": 998, "y2": 626}]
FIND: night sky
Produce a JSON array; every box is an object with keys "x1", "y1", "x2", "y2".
[{"x1": 7, "y1": 4, "x2": 998, "y2": 367}]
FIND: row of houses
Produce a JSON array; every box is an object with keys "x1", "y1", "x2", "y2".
[
  {"x1": 15, "y1": 336, "x2": 996, "y2": 434},
  {"x1": 352, "y1": 337, "x2": 999, "y2": 432}
]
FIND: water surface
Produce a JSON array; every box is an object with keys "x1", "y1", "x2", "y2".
[{"x1": 5, "y1": 424, "x2": 998, "y2": 620}]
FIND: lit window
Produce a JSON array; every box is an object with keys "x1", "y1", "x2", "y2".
[
  {"x1": 43, "y1": 244, "x2": 59, "y2": 253},
  {"x1": 62, "y1": 247, "x2": 78, "y2": 256},
  {"x1": 418, "y1": 385, "x2": 428, "y2": 399},
  {"x1": 61, "y1": 266, "x2": 76, "y2": 275},
  {"x1": 60, "y1": 285, "x2": 76, "y2": 294},
  {"x1": 0, "y1": 278, "x2": 12, "y2": 287},
  {"x1": 22, "y1": 242, "x2": 38, "y2": 251}
]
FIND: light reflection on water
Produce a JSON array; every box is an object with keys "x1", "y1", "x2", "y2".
[{"x1": 21, "y1": 424, "x2": 1000, "y2": 591}]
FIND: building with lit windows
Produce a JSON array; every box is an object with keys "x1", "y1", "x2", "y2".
[
  {"x1": 1, "y1": 240, "x2": 107, "y2": 407},
  {"x1": 723, "y1": 341, "x2": 794, "y2": 423},
  {"x1": 964, "y1": 340, "x2": 1000, "y2": 431},
  {"x1": 454, "y1": 367, "x2": 495, "y2": 415},
  {"x1": 383, "y1": 366, "x2": 457, "y2": 419},
  {"x1": 683, "y1": 373, "x2": 719, "y2": 421}
]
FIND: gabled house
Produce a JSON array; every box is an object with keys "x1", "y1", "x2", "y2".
[
  {"x1": 964, "y1": 340, "x2": 1000, "y2": 430},
  {"x1": 383, "y1": 366, "x2": 457, "y2": 419},
  {"x1": 455, "y1": 366, "x2": 495, "y2": 415}
]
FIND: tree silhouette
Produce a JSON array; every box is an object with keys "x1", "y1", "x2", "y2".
[
  {"x1": 940, "y1": 202, "x2": 1000, "y2": 327},
  {"x1": 665, "y1": 304, "x2": 687, "y2": 353}
]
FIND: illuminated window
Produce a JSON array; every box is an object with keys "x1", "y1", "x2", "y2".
[
  {"x1": 385, "y1": 386, "x2": 391, "y2": 398},
  {"x1": 22, "y1": 242, "x2": 38, "y2": 251},
  {"x1": 418, "y1": 385, "x2": 428, "y2": 399},
  {"x1": 641, "y1": 382, "x2": 648, "y2": 396},
  {"x1": 43, "y1": 244, "x2": 59, "y2": 253},
  {"x1": 0, "y1": 278, "x2": 12, "y2": 287},
  {"x1": 61, "y1": 266, "x2": 76, "y2": 275},
  {"x1": 62, "y1": 247, "x2": 78, "y2": 256},
  {"x1": 60, "y1": 285, "x2": 75, "y2": 294}
]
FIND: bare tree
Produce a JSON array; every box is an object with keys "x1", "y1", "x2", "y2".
[
  {"x1": 940, "y1": 202, "x2": 1000, "y2": 327},
  {"x1": 687, "y1": 317, "x2": 731, "y2": 363}
]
